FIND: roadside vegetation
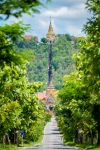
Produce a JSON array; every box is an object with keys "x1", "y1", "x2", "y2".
[
  {"x1": 0, "y1": 0, "x2": 51, "y2": 148},
  {"x1": 55, "y1": 0, "x2": 100, "y2": 148}
]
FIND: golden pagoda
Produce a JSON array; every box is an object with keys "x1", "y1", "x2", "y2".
[{"x1": 46, "y1": 17, "x2": 55, "y2": 41}]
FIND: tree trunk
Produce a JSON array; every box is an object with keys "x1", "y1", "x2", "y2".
[
  {"x1": 14, "y1": 129, "x2": 19, "y2": 145},
  {"x1": 80, "y1": 134, "x2": 83, "y2": 144},
  {"x1": 75, "y1": 129, "x2": 78, "y2": 143},
  {"x1": 3, "y1": 133, "x2": 10, "y2": 144},
  {"x1": 90, "y1": 130, "x2": 94, "y2": 145},
  {"x1": 97, "y1": 129, "x2": 100, "y2": 145}
]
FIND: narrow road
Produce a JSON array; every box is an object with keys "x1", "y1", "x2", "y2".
[{"x1": 20, "y1": 117, "x2": 78, "y2": 150}]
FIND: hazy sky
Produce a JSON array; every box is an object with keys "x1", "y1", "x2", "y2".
[{"x1": 2, "y1": 0, "x2": 90, "y2": 39}]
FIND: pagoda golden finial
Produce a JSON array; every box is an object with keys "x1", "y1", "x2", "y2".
[{"x1": 46, "y1": 17, "x2": 55, "y2": 41}]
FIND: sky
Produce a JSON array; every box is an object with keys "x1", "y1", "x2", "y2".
[{"x1": 2, "y1": 0, "x2": 90, "y2": 39}]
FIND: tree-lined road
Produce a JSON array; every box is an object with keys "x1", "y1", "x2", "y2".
[{"x1": 21, "y1": 117, "x2": 79, "y2": 150}]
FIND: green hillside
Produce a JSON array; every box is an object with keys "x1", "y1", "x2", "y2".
[{"x1": 16, "y1": 34, "x2": 79, "y2": 89}]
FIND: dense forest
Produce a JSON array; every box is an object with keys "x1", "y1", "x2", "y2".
[{"x1": 16, "y1": 34, "x2": 79, "y2": 89}]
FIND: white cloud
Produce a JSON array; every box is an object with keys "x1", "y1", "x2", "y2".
[
  {"x1": 67, "y1": 25, "x2": 83, "y2": 36},
  {"x1": 2, "y1": 0, "x2": 89, "y2": 39},
  {"x1": 39, "y1": 20, "x2": 48, "y2": 28},
  {"x1": 41, "y1": 4, "x2": 86, "y2": 19},
  {"x1": 42, "y1": 7, "x2": 68, "y2": 17}
]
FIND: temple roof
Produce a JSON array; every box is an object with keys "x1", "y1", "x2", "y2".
[
  {"x1": 36, "y1": 91, "x2": 47, "y2": 100},
  {"x1": 46, "y1": 18, "x2": 55, "y2": 41},
  {"x1": 24, "y1": 35, "x2": 33, "y2": 40}
]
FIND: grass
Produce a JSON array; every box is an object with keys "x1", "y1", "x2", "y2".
[
  {"x1": 0, "y1": 144, "x2": 18, "y2": 150},
  {"x1": 19, "y1": 134, "x2": 43, "y2": 148},
  {"x1": 92, "y1": 148, "x2": 100, "y2": 150},
  {"x1": 0, "y1": 134, "x2": 43, "y2": 150},
  {"x1": 65, "y1": 141, "x2": 100, "y2": 150}
]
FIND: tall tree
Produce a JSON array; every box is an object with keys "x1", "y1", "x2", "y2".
[
  {"x1": 55, "y1": 0, "x2": 100, "y2": 145},
  {"x1": 77, "y1": 0, "x2": 100, "y2": 144},
  {"x1": 0, "y1": 0, "x2": 51, "y2": 145},
  {"x1": 0, "y1": 23, "x2": 50, "y2": 144}
]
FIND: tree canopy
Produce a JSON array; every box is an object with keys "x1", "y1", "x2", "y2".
[
  {"x1": 0, "y1": 23, "x2": 52, "y2": 145},
  {"x1": 55, "y1": 0, "x2": 100, "y2": 146},
  {"x1": 0, "y1": 0, "x2": 50, "y2": 19}
]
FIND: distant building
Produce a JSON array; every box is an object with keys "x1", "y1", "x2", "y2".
[
  {"x1": 36, "y1": 91, "x2": 47, "y2": 103},
  {"x1": 24, "y1": 35, "x2": 33, "y2": 41},
  {"x1": 36, "y1": 82, "x2": 56, "y2": 112},
  {"x1": 24, "y1": 35, "x2": 38, "y2": 42},
  {"x1": 46, "y1": 82, "x2": 55, "y2": 111}
]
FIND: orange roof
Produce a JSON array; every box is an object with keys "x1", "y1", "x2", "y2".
[
  {"x1": 36, "y1": 91, "x2": 48, "y2": 100},
  {"x1": 24, "y1": 35, "x2": 33, "y2": 40}
]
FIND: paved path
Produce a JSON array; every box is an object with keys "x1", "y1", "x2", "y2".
[{"x1": 20, "y1": 117, "x2": 78, "y2": 150}]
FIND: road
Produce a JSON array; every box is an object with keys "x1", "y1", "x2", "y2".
[{"x1": 20, "y1": 117, "x2": 79, "y2": 150}]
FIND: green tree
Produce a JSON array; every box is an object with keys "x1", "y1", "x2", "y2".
[
  {"x1": 0, "y1": 23, "x2": 50, "y2": 145},
  {"x1": 0, "y1": 0, "x2": 49, "y2": 19},
  {"x1": 77, "y1": 0, "x2": 100, "y2": 144},
  {"x1": 56, "y1": 0, "x2": 100, "y2": 145},
  {"x1": 55, "y1": 72, "x2": 96, "y2": 144},
  {"x1": 0, "y1": 0, "x2": 51, "y2": 146}
]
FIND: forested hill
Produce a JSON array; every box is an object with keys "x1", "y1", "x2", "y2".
[{"x1": 16, "y1": 34, "x2": 79, "y2": 89}]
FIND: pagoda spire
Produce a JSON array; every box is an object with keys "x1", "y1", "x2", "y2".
[{"x1": 47, "y1": 17, "x2": 55, "y2": 41}]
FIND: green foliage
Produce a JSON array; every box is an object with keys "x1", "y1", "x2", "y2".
[
  {"x1": 0, "y1": 144, "x2": 18, "y2": 150},
  {"x1": 41, "y1": 37, "x2": 48, "y2": 44},
  {"x1": 55, "y1": 72, "x2": 96, "y2": 143},
  {"x1": 0, "y1": 23, "x2": 50, "y2": 145},
  {"x1": 16, "y1": 34, "x2": 79, "y2": 89},
  {"x1": 0, "y1": 0, "x2": 51, "y2": 147},
  {"x1": 18, "y1": 48, "x2": 35, "y2": 61},
  {"x1": 0, "y1": 0, "x2": 49, "y2": 19},
  {"x1": 79, "y1": 0, "x2": 100, "y2": 144},
  {"x1": 0, "y1": 23, "x2": 28, "y2": 42},
  {"x1": 0, "y1": 23, "x2": 28, "y2": 67},
  {"x1": 56, "y1": 79, "x2": 99, "y2": 143},
  {"x1": 55, "y1": 0, "x2": 100, "y2": 146}
]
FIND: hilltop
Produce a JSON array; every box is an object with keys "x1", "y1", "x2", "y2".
[{"x1": 16, "y1": 34, "x2": 80, "y2": 89}]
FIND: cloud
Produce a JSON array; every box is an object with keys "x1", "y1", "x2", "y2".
[
  {"x1": 41, "y1": 4, "x2": 87, "y2": 19},
  {"x1": 67, "y1": 25, "x2": 84, "y2": 36},
  {"x1": 46, "y1": 0, "x2": 87, "y2": 9},
  {"x1": 39, "y1": 20, "x2": 49, "y2": 28},
  {"x1": 2, "y1": 0, "x2": 90, "y2": 39},
  {"x1": 39, "y1": 19, "x2": 56, "y2": 29}
]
